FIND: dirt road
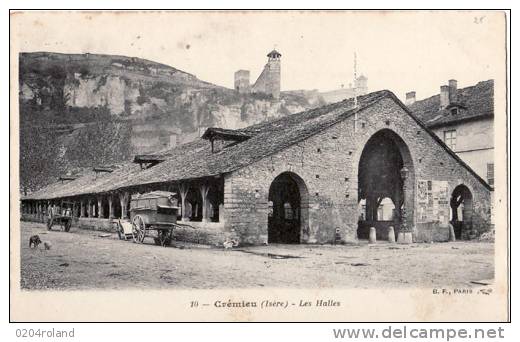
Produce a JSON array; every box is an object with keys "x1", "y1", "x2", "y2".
[{"x1": 19, "y1": 221, "x2": 494, "y2": 290}]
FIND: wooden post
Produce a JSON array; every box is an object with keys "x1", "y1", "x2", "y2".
[
  {"x1": 98, "y1": 197, "x2": 104, "y2": 218},
  {"x1": 179, "y1": 183, "x2": 190, "y2": 222},
  {"x1": 88, "y1": 199, "x2": 92, "y2": 217},
  {"x1": 120, "y1": 192, "x2": 129, "y2": 219},
  {"x1": 199, "y1": 183, "x2": 210, "y2": 222},
  {"x1": 80, "y1": 201, "x2": 84, "y2": 217},
  {"x1": 108, "y1": 195, "x2": 114, "y2": 219}
]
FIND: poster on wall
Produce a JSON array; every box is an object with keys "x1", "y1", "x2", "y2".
[{"x1": 417, "y1": 180, "x2": 450, "y2": 224}]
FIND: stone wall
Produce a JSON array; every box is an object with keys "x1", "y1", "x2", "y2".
[
  {"x1": 251, "y1": 64, "x2": 270, "y2": 95},
  {"x1": 223, "y1": 96, "x2": 492, "y2": 245},
  {"x1": 73, "y1": 217, "x2": 115, "y2": 232},
  {"x1": 251, "y1": 59, "x2": 280, "y2": 99},
  {"x1": 172, "y1": 222, "x2": 236, "y2": 247},
  {"x1": 414, "y1": 222, "x2": 451, "y2": 243},
  {"x1": 21, "y1": 213, "x2": 46, "y2": 223},
  {"x1": 20, "y1": 214, "x2": 115, "y2": 233}
]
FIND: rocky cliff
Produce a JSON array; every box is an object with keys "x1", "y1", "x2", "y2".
[{"x1": 19, "y1": 52, "x2": 321, "y2": 192}]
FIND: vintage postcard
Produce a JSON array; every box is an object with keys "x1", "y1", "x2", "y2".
[{"x1": 9, "y1": 10, "x2": 509, "y2": 322}]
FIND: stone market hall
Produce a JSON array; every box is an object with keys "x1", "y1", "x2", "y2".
[{"x1": 20, "y1": 90, "x2": 492, "y2": 245}]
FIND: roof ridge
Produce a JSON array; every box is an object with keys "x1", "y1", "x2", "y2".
[{"x1": 239, "y1": 90, "x2": 390, "y2": 135}]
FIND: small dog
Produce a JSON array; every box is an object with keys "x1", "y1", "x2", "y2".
[
  {"x1": 43, "y1": 241, "x2": 52, "y2": 250},
  {"x1": 223, "y1": 239, "x2": 239, "y2": 249},
  {"x1": 29, "y1": 235, "x2": 42, "y2": 249}
]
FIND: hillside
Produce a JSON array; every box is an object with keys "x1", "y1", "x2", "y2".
[{"x1": 19, "y1": 52, "x2": 321, "y2": 193}]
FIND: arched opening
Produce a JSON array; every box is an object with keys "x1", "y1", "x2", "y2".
[
  {"x1": 450, "y1": 184, "x2": 473, "y2": 240},
  {"x1": 268, "y1": 172, "x2": 308, "y2": 244},
  {"x1": 377, "y1": 197, "x2": 396, "y2": 221},
  {"x1": 357, "y1": 129, "x2": 414, "y2": 241}
]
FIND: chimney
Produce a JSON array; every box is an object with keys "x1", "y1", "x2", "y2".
[
  {"x1": 440, "y1": 85, "x2": 449, "y2": 109},
  {"x1": 405, "y1": 91, "x2": 416, "y2": 105},
  {"x1": 448, "y1": 79, "x2": 458, "y2": 103}
]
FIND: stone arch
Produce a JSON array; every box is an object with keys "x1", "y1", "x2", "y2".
[
  {"x1": 450, "y1": 184, "x2": 474, "y2": 240},
  {"x1": 267, "y1": 171, "x2": 309, "y2": 244},
  {"x1": 356, "y1": 128, "x2": 415, "y2": 241}
]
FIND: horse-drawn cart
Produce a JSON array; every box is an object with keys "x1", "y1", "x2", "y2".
[
  {"x1": 125, "y1": 191, "x2": 179, "y2": 246},
  {"x1": 47, "y1": 201, "x2": 73, "y2": 232}
]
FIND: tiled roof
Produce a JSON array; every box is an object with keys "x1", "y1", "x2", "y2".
[
  {"x1": 267, "y1": 50, "x2": 281, "y2": 57},
  {"x1": 112, "y1": 90, "x2": 390, "y2": 189},
  {"x1": 409, "y1": 80, "x2": 494, "y2": 128},
  {"x1": 23, "y1": 89, "x2": 491, "y2": 201}
]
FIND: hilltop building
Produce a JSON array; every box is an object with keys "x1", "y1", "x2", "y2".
[
  {"x1": 22, "y1": 90, "x2": 491, "y2": 245},
  {"x1": 320, "y1": 75, "x2": 369, "y2": 104},
  {"x1": 234, "y1": 70, "x2": 250, "y2": 94},
  {"x1": 234, "y1": 50, "x2": 282, "y2": 99}
]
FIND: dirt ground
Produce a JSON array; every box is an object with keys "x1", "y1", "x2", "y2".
[{"x1": 19, "y1": 221, "x2": 494, "y2": 290}]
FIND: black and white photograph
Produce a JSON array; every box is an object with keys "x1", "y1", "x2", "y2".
[{"x1": 9, "y1": 10, "x2": 509, "y2": 322}]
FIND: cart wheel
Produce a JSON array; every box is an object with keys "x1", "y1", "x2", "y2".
[
  {"x1": 132, "y1": 215, "x2": 146, "y2": 243},
  {"x1": 64, "y1": 219, "x2": 72, "y2": 232},
  {"x1": 46, "y1": 218, "x2": 53, "y2": 230}
]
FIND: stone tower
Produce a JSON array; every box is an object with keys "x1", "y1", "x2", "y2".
[
  {"x1": 266, "y1": 49, "x2": 281, "y2": 99},
  {"x1": 251, "y1": 49, "x2": 282, "y2": 99},
  {"x1": 354, "y1": 74, "x2": 368, "y2": 95},
  {"x1": 234, "y1": 70, "x2": 250, "y2": 94}
]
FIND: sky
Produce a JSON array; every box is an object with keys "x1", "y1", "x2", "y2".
[{"x1": 11, "y1": 10, "x2": 506, "y2": 102}]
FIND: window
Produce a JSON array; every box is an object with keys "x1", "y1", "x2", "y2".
[
  {"x1": 443, "y1": 129, "x2": 457, "y2": 150},
  {"x1": 450, "y1": 108, "x2": 458, "y2": 115},
  {"x1": 487, "y1": 163, "x2": 494, "y2": 187}
]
